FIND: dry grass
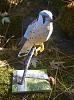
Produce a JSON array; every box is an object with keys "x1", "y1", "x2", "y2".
[{"x1": 0, "y1": 47, "x2": 74, "y2": 100}]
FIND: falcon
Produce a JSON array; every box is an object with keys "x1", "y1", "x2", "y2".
[{"x1": 18, "y1": 10, "x2": 53, "y2": 57}]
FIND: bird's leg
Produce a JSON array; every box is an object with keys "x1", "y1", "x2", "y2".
[
  {"x1": 34, "y1": 47, "x2": 38, "y2": 56},
  {"x1": 40, "y1": 43, "x2": 44, "y2": 52}
]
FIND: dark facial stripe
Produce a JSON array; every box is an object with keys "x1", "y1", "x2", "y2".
[{"x1": 43, "y1": 16, "x2": 46, "y2": 24}]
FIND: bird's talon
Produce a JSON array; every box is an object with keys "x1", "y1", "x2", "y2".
[
  {"x1": 40, "y1": 43, "x2": 44, "y2": 52},
  {"x1": 40, "y1": 48, "x2": 44, "y2": 52}
]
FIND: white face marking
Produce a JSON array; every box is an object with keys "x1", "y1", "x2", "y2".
[{"x1": 47, "y1": 25, "x2": 50, "y2": 30}]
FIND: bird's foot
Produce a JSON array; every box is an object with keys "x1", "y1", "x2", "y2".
[
  {"x1": 34, "y1": 43, "x2": 44, "y2": 56},
  {"x1": 40, "y1": 43, "x2": 44, "y2": 52}
]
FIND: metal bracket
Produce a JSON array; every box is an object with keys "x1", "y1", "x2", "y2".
[{"x1": 17, "y1": 47, "x2": 35, "y2": 85}]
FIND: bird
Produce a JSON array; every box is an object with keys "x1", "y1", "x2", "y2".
[{"x1": 18, "y1": 10, "x2": 53, "y2": 57}]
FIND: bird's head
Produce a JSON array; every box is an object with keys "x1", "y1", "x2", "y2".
[{"x1": 39, "y1": 10, "x2": 53, "y2": 23}]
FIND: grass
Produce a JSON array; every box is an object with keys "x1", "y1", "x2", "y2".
[
  {"x1": 0, "y1": 0, "x2": 74, "y2": 99},
  {"x1": 0, "y1": 46, "x2": 74, "y2": 100}
]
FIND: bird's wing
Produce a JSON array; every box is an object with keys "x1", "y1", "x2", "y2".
[
  {"x1": 18, "y1": 23, "x2": 35, "y2": 48},
  {"x1": 24, "y1": 15, "x2": 43, "y2": 39},
  {"x1": 18, "y1": 20, "x2": 38, "y2": 57}
]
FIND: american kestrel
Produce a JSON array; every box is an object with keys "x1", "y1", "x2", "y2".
[{"x1": 18, "y1": 10, "x2": 53, "y2": 57}]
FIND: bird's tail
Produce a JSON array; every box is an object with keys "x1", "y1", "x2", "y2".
[{"x1": 18, "y1": 40, "x2": 32, "y2": 57}]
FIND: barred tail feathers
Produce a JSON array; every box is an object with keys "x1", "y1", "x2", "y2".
[{"x1": 18, "y1": 40, "x2": 32, "y2": 57}]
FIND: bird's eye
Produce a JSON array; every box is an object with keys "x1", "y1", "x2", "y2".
[{"x1": 43, "y1": 16, "x2": 45, "y2": 23}]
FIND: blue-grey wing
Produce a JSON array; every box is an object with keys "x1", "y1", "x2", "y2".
[{"x1": 18, "y1": 21, "x2": 37, "y2": 57}]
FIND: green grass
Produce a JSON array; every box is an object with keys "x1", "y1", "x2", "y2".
[{"x1": 0, "y1": 48, "x2": 74, "y2": 100}]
